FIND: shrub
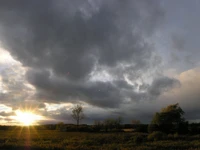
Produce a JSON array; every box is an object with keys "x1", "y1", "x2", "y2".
[
  {"x1": 128, "y1": 133, "x2": 147, "y2": 144},
  {"x1": 147, "y1": 131, "x2": 166, "y2": 141},
  {"x1": 167, "y1": 134, "x2": 174, "y2": 140},
  {"x1": 174, "y1": 132, "x2": 179, "y2": 138},
  {"x1": 135, "y1": 124, "x2": 148, "y2": 133},
  {"x1": 148, "y1": 124, "x2": 159, "y2": 133},
  {"x1": 133, "y1": 135, "x2": 144, "y2": 144}
]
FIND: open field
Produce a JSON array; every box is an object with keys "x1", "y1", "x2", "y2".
[{"x1": 0, "y1": 127, "x2": 200, "y2": 150}]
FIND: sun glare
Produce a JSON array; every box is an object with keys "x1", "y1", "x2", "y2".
[{"x1": 15, "y1": 110, "x2": 42, "y2": 126}]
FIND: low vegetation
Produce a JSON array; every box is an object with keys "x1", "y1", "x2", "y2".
[{"x1": 0, "y1": 127, "x2": 200, "y2": 150}]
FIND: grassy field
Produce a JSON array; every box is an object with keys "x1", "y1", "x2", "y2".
[{"x1": 0, "y1": 127, "x2": 200, "y2": 150}]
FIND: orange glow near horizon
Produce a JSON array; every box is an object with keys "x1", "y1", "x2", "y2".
[{"x1": 14, "y1": 110, "x2": 43, "y2": 126}]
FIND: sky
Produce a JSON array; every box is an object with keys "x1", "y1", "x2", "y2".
[{"x1": 0, "y1": 0, "x2": 200, "y2": 125}]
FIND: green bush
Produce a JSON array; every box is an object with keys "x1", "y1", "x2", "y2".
[{"x1": 147, "y1": 131, "x2": 166, "y2": 141}]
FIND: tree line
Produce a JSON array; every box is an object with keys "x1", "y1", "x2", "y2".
[
  {"x1": 68, "y1": 103, "x2": 200, "y2": 134},
  {"x1": 0, "y1": 103, "x2": 199, "y2": 134}
]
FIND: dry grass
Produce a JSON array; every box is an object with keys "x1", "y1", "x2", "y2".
[{"x1": 0, "y1": 127, "x2": 200, "y2": 150}]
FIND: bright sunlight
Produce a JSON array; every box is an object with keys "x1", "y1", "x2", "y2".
[{"x1": 14, "y1": 110, "x2": 43, "y2": 126}]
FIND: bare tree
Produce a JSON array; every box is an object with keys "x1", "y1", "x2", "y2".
[{"x1": 71, "y1": 104, "x2": 84, "y2": 126}]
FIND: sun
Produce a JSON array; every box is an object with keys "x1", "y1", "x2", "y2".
[{"x1": 14, "y1": 110, "x2": 42, "y2": 126}]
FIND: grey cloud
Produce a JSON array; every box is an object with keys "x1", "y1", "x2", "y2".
[
  {"x1": 171, "y1": 34, "x2": 185, "y2": 51},
  {"x1": 185, "y1": 55, "x2": 196, "y2": 66},
  {"x1": 0, "y1": 65, "x2": 34, "y2": 107},
  {"x1": 139, "y1": 83, "x2": 149, "y2": 91},
  {"x1": 120, "y1": 76, "x2": 181, "y2": 103},
  {"x1": 162, "y1": 1, "x2": 200, "y2": 71},
  {"x1": 26, "y1": 69, "x2": 125, "y2": 108},
  {"x1": 184, "y1": 109, "x2": 200, "y2": 122},
  {"x1": 40, "y1": 106, "x2": 75, "y2": 124},
  {"x1": 0, "y1": 111, "x2": 15, "y2": 117},
  {"x1": 47, "y1": 68, "x2": 200, "y2": 123},
  {"x1": 170, "y1": 34, "x2": 197, "y2": 68},
  {"x1": 170, "y1": 52, "x2": 180, "y2": 64},
  {"x1": 148, "y1": 76, "x2": 180, "y2": 96},
  {"x1": 0, "y1": 0, "x2": 165, "y2": 108}
]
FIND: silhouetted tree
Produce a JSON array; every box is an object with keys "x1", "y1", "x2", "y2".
[
  {"x1": 71, "y1": 104, "x2": 84, "y2": 126},
  {"x1": 149, "y1": 103, "x2": 185, "y2": 133},
  {"x1": 93, "y1": 120, "x2": 103, "y2": 132},
  {"x1": 115, "y1": 117, "x2": 123, "y2": 130},
  {"x1": 104, "y1": 119, "x2": 115, "y2": 132},
  {"x1": 103, "y1": 117, "x2": 123, "y2": 132}
]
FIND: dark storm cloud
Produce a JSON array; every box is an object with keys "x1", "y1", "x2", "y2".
[
  {"x1": 26, "y1": 69, "x2": 125, "y2": 107},
  {"x1": 148, "y1": 76, "x2": 180, "y2": 96},
  {"x1": 0, "y1": 0, "x2": 166, "y2": 108},
  {"x1": 184, "y1": 109, "x2": 200, "y2": 122}
]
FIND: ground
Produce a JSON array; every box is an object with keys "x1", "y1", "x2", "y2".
[{"x1": 0, "y1": 127, "x2": 200, "y2": 150}]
